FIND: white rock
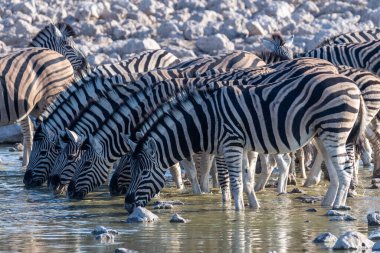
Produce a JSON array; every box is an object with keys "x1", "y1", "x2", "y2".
[
  {"x1": 80, "y1": 23, "x2": 99, "y2": 37},
  {"x1": 92, "y1": 226, "x2": 108, "y2": 235},
  {"x1": 219, "y1": 18, "x2": 249, "y2": 39},
  {"x1": 88, "y1": 53, "x2": 110, "y2": 66},
  {"x1": 196, "y1": 34, "x2": 234, "y2": 55},
  {"x1": 175, "y1": 0, "x2": 207, "y2": 10},
  {"x1": 127, "y1": 11, "x2": 152, "y2": 27},
  {"x1": 127, "y1": 206, "x2": 159, "y2": 223},
  {"x1": 369, "y1": 229, "x2": 380, "y2": 240},
  {"x1": 13, "y1": 11, "x2": 32, "y2": 24},
  {"x1": 253, "y1": 15, "x2": 278, "y2": 35},
  {"x1": 139, "y1": 0, "x2": 157, "y2": 15},
  {"x1": 12, "y1": 1, "x2": 36, "y2": 17},
  {"x1": 313, "y1": 232, "x2": 337, "y2": 243},
  {"x1": 246, "y1": 21, "x2": 266, "y2": 36},
  {"x1": 0, "y1": 40, "x2": 7, "y2": 54},
  {"x1": 166, "y1": 46, "x2": 197, "y2": 59},
  {"x1": 367, "y1": 211, "x2": 380, "y2": 226},
  {"x1": 115, "y1": 248, "x2": 138, "y2": 253},
  {"x1": 183, "y1": 20, "x2": 204, "y2": 40},
  {"x1": 369, "y1": 8, "x2": 380, "y2": 26},
  {"x1": 297, "y1": 1, "x2": 320, "y2": 15},
  {"x1": 170, "y1": 213, "x2": 188, "y2": 223},
  {"x1": 264, "y1": 1, "x2": 295, "y2": 19},
  {"x1": 15, "y1": 20, "x2": 37, "y2": 37},
  {"x1": 292, "y1": 10, "x2": 314, "y2": 24},
  {"x1": 157, "y1": 22, "x2": 181, "y2": 38},
  {"x1": 368, "y1": 0, "x2": 380, "y2": 9},
  {"x1": 333, "y1": 231, "x2": 374, "y2": 250}
]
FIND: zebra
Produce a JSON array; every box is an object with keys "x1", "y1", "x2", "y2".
[
  {"x1": 121, "y1": 69, "x2": 366, "y2": 213},
  {"x1": 0, "y1": 48, "x2": 76, "y2": 166},
  {"x1": 65, "y1": 58, "x2": 341, "y2": 204},
  {"x1": 317, "y1": 28, "x2": 380, "y2": 47},
  {"x1": 47, "y1": 51, "x2": 268, "y2": 195},
  {"x1": 23, "y1": 49, "x2": 180, "y2": 187},
  {"x1": 29, "y1": 23, "x2": 89, "y2": 72}
]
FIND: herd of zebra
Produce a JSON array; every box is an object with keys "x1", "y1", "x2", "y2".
[{"x1": 2, "y1": 22, "x2": 380, "y2": 215}]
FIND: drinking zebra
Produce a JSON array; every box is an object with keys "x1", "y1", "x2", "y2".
[
  {"x1": 23, "y1": 49, "x2": 179, "y2": 187},
  {"x1": 64, "y1": 59, "x2": 343, "y2": 209},
  {"x1": 0, "y1": 48, "x2": 77, "y2": 166},
  {"x1": 47, "y1": 51, "x2": 267, "y2": 196},
  {"x1": 121, "y1": 69, "x2": 366, "y2": 212}
]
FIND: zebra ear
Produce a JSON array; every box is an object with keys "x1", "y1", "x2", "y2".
[
  {"x1": 64, "y1": 128, "x2": 83, "y2": 144},
  {"x1": 88, "y1": 135, "x2": 102, "y2": 154},
  {"x1": 146, "y1": 138, "x2": 157, "y2": 157},
  {"x1": 284, "y1": 34, "x2": 294, "y2": 47},
  {"x1": 51, "y1": 24, "x2": 63, "y2": 38},
  {"x1": 120, "y1": 133, "x2": 137, "y2": 153},
  {"x1": 261, "y1": 37, "x2": 275, "y2": 51}
]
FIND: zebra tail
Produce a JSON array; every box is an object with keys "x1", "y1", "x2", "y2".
[{"x1": 347, "y1": 94, "x2": 368, "y2": 145}]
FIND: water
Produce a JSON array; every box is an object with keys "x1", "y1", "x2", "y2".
[{"x1": 0, "y1": 144, "x2": 379, "y2": 253}]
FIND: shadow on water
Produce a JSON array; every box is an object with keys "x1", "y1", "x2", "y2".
[{"x1": 0, "y1": 144, "x2": 379, "y2": 252}]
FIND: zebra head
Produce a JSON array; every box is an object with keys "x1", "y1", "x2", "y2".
[
  {"x1": 29, "y1": 23, "x2": 89, "y2": 72},
  {"x1": 67, "y1": 135, "x2": 109, "y2": 200},
  {"x1": 123, "y1": 135, "x2": 166, "y2": 214},
  {"x1": 262, "y1": 33, "x2": 294, "y2": 60},
  {"x1": 23, "y1": 122, "x2": 61, "y2": 187},
  {"x1": 109, "y1": 155, "x2": 132, "y2": 196},
  {"x1": 48, "y1": 129, "x2": 85, "y2": 195}
]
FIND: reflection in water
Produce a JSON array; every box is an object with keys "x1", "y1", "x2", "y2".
[{"x1": 0, "y1": 144, "x2": 379, "y2": 252}]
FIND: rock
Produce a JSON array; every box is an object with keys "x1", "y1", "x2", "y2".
[
  {"x1": 295, "y1": 195, "x2": 322, "y2": 203},
  {"x1": 166, "y1": 46, "x2": 197, "y2": 59},
  {"x1": 367, "y1": 211, "x2": 380, "y2": 226},
  {"x1": 219, "y1": 18, "x2": 249, "y2": 40},
  {"x1": 297, "y1": 1, "x2": 320, "y2": 15},
  {"x1": 88, "y1": 53, "x2": 109, "y2": 66},
  {"x1": 246, "y1": 21, "x2": 266, "y2": 36},
  {"x1": 333, "y1": 231, "x2": 374, "y2": 250},
  {"x1": 175, "y1": 0, "x2": 207, "y2": 10},
  {"x1": 12, "y1": 1, "x2": 36, "y2": 17},
  {"x1": 170, "y1": 213, "x2": 188, "y2": 223},
  {"x1": 264, "y1": 1, "x2": 295, "y2": 19},
  {"x1": 368, "y1": 0, "x2": 380, "y2": 9},
  {"x1": 153, "y1": 200, "x2": 184, "y2": 206},
  {"x1": 157, "y1": 21, "x2": 181, "y2": 38},
  {"x1": 289, "y1": 188, "x2": 304, "y2": 194},
  {"x1": 139, "y1": 0, "x2": 157, "y2": 15},
  {"x1": 127, "y1": 206, "x2": 159, "y2": 223},
  {"x1": 115, "y1": 248, "x2": 138, "y2": 253},
  {"x1": 332, "y1": 205, "x2": 351, "y2": 211},
  {"x1": 183, "y1": 20, "x2": 204, "y2": 40},
  {"x1": 374, "y1": 241, "x2": 380, "y2": 251},
  {"x1": 80, "y1": 22, "x2": 99, "y2": 37},
  {"x1": 107, "y1": 229, "x2": 119, "y2": 236},
  {"x1": 0, "y1": 124, "x2": 22, "y2": 144},
  {"x1": 306, "y1": 208, "x2": 317, "y2": 212},
  {"x1": 103, "y1": 38, "x2": 160, "y2": 56},
  {"x1": 92, "y1": 226, "x2": 108, "y2": 235},
  {"x1": 153, "y1": 203, "x2": 173, "y2": 209},
  {"x1": 95, "y1": 233, "x2": 114, "y2": 243},
  {"x1": 325, "y1": 210, "x2": 345, "y2": 216},
  {"x1": 15, "y1": 19, "x2": 38, "y2": 36},
  {"x1": 196, "y1": 34, "x2": 234, "y2": 55},
  {"x1": 313, "y1": 232, "x2": 337, "y2": 243},
  {"x1": 329, "y1": 215, "x2": 356, "y2": 221},
  {"x1": 369, "y1": 229, "x2": 380, "y2": 240}
]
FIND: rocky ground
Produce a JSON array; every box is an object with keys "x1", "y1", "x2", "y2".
[{"x1": 0, "y1": 0, "x2": 379, "y2": 142}]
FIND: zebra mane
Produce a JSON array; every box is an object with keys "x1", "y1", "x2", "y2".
[
  {"x1": 270, "y1": 32, "x2": 287, "y2": 46},
  {"x1": 55, "y1": 22, "x2": 76, "y2": 37},
  {"x1": 316, "y1": 34, "x2": 341, "y2": 48}
]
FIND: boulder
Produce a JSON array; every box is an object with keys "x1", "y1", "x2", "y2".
[
  {"x1": 115, "y1": 248, "x2": 138, "y2": 253},
  {"x1": 333, "y1": 231, "x2": 374, "y2": 250},
  {"x1": 367, "y1": 211, "x2": 380, "y2": 226},
  {"x1": 297, "y1": 1, "x2": 320, "y2": 15},
  {"x1": 246, "y1": 21, "x2": 266, "y2": 36},
  {"x1": 166, "y1": 46, "x2": 197, "y2": 59},
  {"x1": 374, "y1": 241, "x2": 380, "y2": 251},
  {"x1": 92, "y1": 226, "x2": 108, "y2": 235},
  {"x1": 104, "y1": 38, "x2": 160, "y2": 56},
  {"x1": 170, "y1": 213, "x2": 188, "y2": 223},
  {"x1": 80, "y1": 22, "x2": 99, "y2": 37},
  {"x1": 95, "y1": 233, "x2": 114, "y2": 243},
  {"x1": 0, "y1": 124, "x2": 22, "y2": 144},
  {"x1": 196, "y1": 34, "x2": 234, "y2": 55},
  {"x1": 127, "y1": 206, "x2": 159, "y2": 223},
  {"x1": 219, "y1": 18, "x2": 249, "y2": 40},
  {"x1": 183, "y1": 20, "x2": 204, "y2": 40},
  {"x1": 306, "y1": 208, "x2": 317, "y2": 212},
  {"x1": 12, "y1": 1, "x2": 36, "y2": 17},
  {"x1": 329, "y1": 215, "x2": 356, "y2": 221},
  {"x1": 264, "y1": 1, "x2": 295, "y2": 19},
  {"x1": 369, "y1": 229, "x2": 380, "y2": 240},
  {"x1": 313, "y1": 232, "x2": 337, "y2": 243},
  {"x1": 157, "y1": 22, "x2": 181, "y2": 38},
  {"x1": 325, "y1": 210, "x2": 345, "y2": 216}
]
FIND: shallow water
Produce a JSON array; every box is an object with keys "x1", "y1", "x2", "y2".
[{"x1": 0, "y1": 144, "x2": 379, "y2": 253}]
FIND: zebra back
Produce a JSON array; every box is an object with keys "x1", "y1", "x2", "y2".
[
  {"x1": 0, "y1": 48, "x2": 74, "y2": 124},
  {"x1": 317, "y1": 28, "x2": 380, "y2": 47}
]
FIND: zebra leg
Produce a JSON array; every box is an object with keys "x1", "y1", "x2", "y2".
[
  {"x1": 287, "y1": 152, "x2": 297, "y2": 185},
  {"x1": 360, "y1": 137, "x2": 372, "y2": 167},
  {"x1": 210, "y1": 155, "x2": 219, "y2": 188},
  {"x1": 367, "y1": 125, "x2": 380, "y2": 178},
  {"x1": 314, "y1": 139, "x2": 345, "y2": 207},
  {"x1": 179, "y1": 158, "x2": 202, "y2": 194},
  {"x1": 254, "y1": 154, "x2": 274, "y2": 192},
  {"x1": 20, "y1": 117, "x2": 34, "y2": 166},
  {"x1": 223, "y1": 146, "x2": 245, "y2": 211},
  {"x1": 243, "y1": 151, "x2": 259, "y2": 209},
  {"x1": 169, "y1": 163, "x2": 184, "y2": 190},
  {"x1": 296, "y1": 148, "x2": 307, "y2": 178},
  {"x1": 215, "y1": 155, "x2": 231, "y2": 204},
  {"x1": 196, "y1": 153, "x2": 212, "y2": 193},
  {"x1": 304, "y1": 143, "x2": 323, "y2": 187},
  {"x1": 333, "y1": 144, "x2": 355, "y2": 209},
  {"x1": 276, "y1": 154, "x2": 291, "y2": 193}
]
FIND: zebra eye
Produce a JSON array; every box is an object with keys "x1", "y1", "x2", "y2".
[{"x1": 84, "y1": 161, "x2": 92, "y2": 168}]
